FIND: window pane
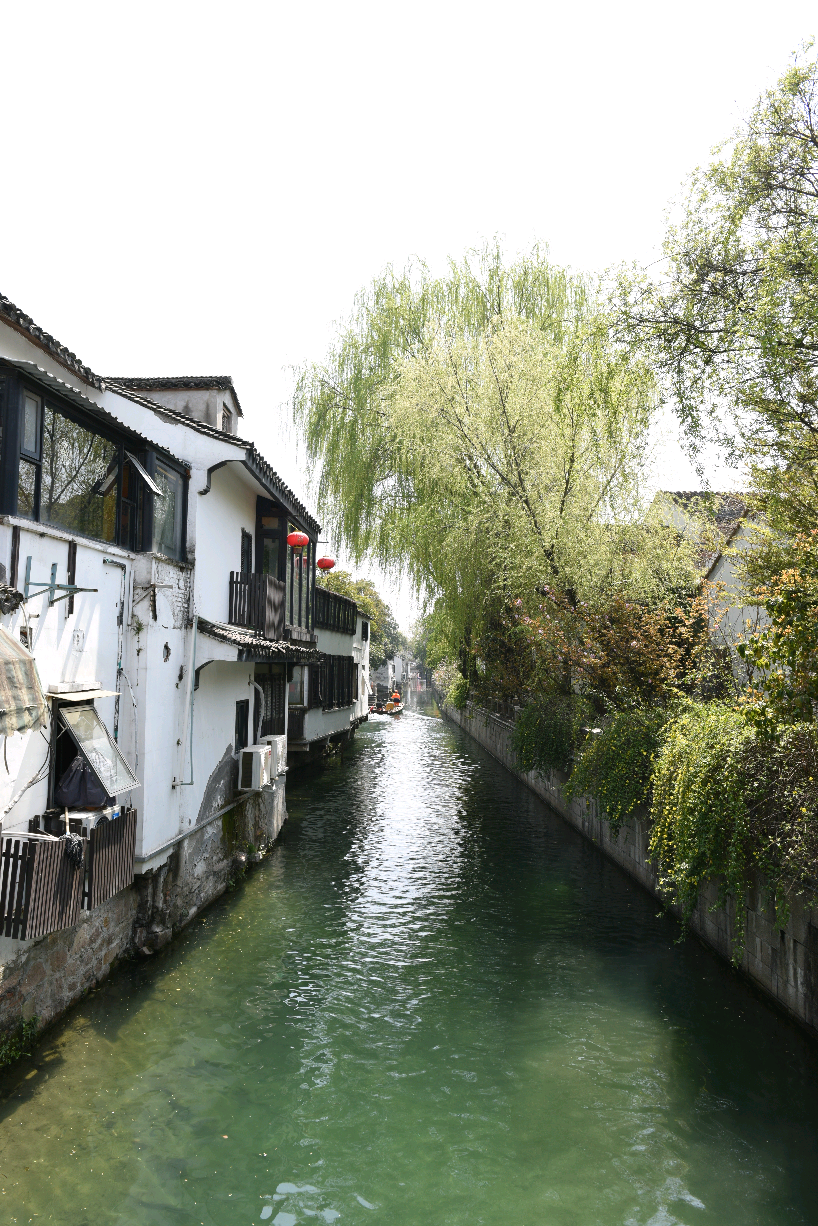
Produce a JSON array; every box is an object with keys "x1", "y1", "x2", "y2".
[
  {"x1": 153, "y1": 462, "x2": 184, "y2": 559},
  {"x1": 22, "y1": 393, "x2": 41, "y2": 457},
  {"x1": 17, "y1": 459, "x2": 37, "y2": 519},
  {"x1": 41, "y1": 406, "x2": 118, "y2": 542},
  {"x1": 60, "y1": 705, "x2": 140, "y2": 796},
  {"x1": 288, "y1": 667, "x2": 303, "y2": 706},
  {"x1": 262, "y1": 537, "x2": 279, "y2": 578}
]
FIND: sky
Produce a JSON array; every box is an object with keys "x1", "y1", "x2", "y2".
[{"x1": 1, "y1": 0, "x2": 815, "y2": 630}]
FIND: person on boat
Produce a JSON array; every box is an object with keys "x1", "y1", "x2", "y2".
[{"x1": 391, "y1": 691, "x2": 401, "y2": 704}]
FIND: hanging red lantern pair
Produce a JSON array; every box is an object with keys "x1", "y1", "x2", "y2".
[{"x1": 286, "y1": 529, "x2": 335, "y2": 571}]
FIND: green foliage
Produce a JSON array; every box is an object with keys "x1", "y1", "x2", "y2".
[
  {"x1": 295, "y1": 242, "x2": 670, "y2": 664},
  {"x1": 622, "y1": 45, "x2": 818, "y2": 535},
  {"x1": 316, "y1": 569, "x2": 405, "y2": 669},
  {"x1": 567, "y1": 707, "x2": 668, "y2": 834},
  {"x1": 512, "y1": 696, "x2": 592, "y2": 776},
  {"x1": 649, "y1": 702, "x2": 755, "y2": 956},
  {"x1": 446, "y1": 675, "x2": 469, "y2": 709},
  {"x1": 737, "y1": 531, "x2": 818, "y2": 732},
  {"x1": 0, "y1": 1017, "x2": 38, "y2": 1069}
]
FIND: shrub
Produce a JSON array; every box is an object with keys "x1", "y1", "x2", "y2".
[
  {"x1": 0, "y1": 1017, "x2": 38, "y2": 1069},
  {"x1": 649, "y1": 701, "x2": 755, "y2": 956},
  {"x1": 512, "y1": 695, "x2": 592, "y2": 775},
  {"x1": 566, "y1": 706, "x2": 668, "y2": 834},
  {"x1": 446, "y1": 675, "x2": 469, "y2": 709}
]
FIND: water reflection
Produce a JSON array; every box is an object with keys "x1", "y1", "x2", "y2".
[{"x1": 1, "y1": 697, "x2": 817, "y2": 1225}]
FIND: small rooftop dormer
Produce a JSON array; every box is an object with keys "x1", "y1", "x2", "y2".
[{"x1": 106, "y1": 376, "x2": 243, "y2": 434}]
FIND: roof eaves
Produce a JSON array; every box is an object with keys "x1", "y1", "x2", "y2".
[
  {"x1": 198, "y1": 618, "x2": 321, "y2": 662},
  {"x1": 0, "y1": 294, "x2": 102, "y2": 389},
  {"x1": 244, "y1": 445, "x2": 320, "y2": 536},
  {"x1": 106, "y1": 376, "x2": 243, "y2": 416}
]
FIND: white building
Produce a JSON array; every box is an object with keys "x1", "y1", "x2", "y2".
[{"x1": 0, "y1": 293, "x2": 331, "y2": 1030}]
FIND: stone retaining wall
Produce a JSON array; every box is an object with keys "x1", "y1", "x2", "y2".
[
  {"x1": 0, "y1": 780, "x2": 286, "y2": 1037},
  {"x1": 438, "y1": 694, "x2": 818, "y2": 1038}
]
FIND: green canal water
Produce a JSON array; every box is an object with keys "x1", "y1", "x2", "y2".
[{"x1": 2, "y1": 700, "x2": 818, "y2": 1226}]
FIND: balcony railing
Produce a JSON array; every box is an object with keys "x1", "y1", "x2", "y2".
[
  {"x1": 229, "y1": 572, "x2": 285, "y2": 641},
  {"x1": 314, "y1": 588, "x2": 356, "y2": 635}
]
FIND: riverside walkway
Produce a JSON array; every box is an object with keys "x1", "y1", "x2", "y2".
[{"x1": 1, "y1": 695, "x2": 817, "y2": 1225}]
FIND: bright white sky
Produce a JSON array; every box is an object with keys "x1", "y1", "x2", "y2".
[{"x1": 1, "y1": 1, "x2": 814, "y2": 630}]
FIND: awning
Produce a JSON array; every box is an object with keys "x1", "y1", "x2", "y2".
[
  {"x1": 58, "y1": 705, "x2": 139, "y2": 797},
  {"x1": 0, "y1": 625, "x2": 48, "y2": 736},
  {"x1": 197, "y1": 618, "x2": 321, "y2": 663}
]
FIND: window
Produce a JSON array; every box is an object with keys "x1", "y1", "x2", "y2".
[
  {"x1": 17, "y1": 391, "x2": 41, "y2": 519},
  {"x1": 59, "y1": 704, "x2": 140, "y2": 798},
  {"x1": 222, "y1": 404, "x2": 232, "y2": 433},
  {"x1": 241, "y1": 529, "x2": 253, "y2": 574},
  {"x1": 235, "y1": 699, "x2": 249, "y2": 754},
  {"x1": 41, "y1": 406, "x2": 118, "y2": 542},
  {"x1": 7, "y1": 383, "x2": 185, "y2": 556},
  {"x1": 152, "y1": 461, "x2": 184, "y2": 560},
  {"x1": 361, "y1": 620, "x2": 369, "y2": 641},
  {"x1": 288, "y1": 666, "x2": 304, "y2": 707},
  {"x1": 256, "y1": 665, "x2": 285, "y2": 736}
]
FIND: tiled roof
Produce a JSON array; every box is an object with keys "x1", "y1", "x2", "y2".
[
  {"x1": 0, "y1": 294, "x2": 101, "y2": 389},
  {"x1": 0, "y1": 292, "x2": 319, "y2": 533},
  {"x1": 666, "y1": 491, "x2": 747, "y2": 535},
  {"x1": 198, "y1": 618, "x2": 321, "y2": 663},
  {"x1": 106, "y1": 376, "x2": 243, "y2": 416},
  {"x1": 245, "y1": 446, "x2": 321, "y2": 536},
  {"x1": 108, "y1": 385, "x2": 320, "y2": 533}
]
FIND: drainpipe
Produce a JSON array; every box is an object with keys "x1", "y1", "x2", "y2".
[{"x1": 175, "y1": 614, "x2": 197, "y2": 786}]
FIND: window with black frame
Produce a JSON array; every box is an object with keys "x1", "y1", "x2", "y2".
[{"x1": 9, "y1": 386, "x2": 186, "y2": 557}]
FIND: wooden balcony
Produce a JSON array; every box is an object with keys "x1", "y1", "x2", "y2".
[{"x1": 229, "y1": 572, "x2": 285, "y2": 641}]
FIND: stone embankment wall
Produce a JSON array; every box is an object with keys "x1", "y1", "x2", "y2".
[
  {"x1": 437, "y1": 694, "x2": 818, "y2": 1039},
  {"x1": 0, "y1": 782, "x2": 285, "y2": 1036}
]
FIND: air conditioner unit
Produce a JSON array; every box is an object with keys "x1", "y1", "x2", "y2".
[
  {"x1": 238, "y1": 745, "x2": 271, "y2": 791},
  {"x1": 261, "y1": 734, "x2": 287, "y2": 777}
]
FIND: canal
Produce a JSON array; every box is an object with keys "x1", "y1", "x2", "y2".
[{"x1": 2, "y1": 700, "x2": 818, "y2": 1225}]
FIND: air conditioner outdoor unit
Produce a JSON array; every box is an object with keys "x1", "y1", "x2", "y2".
[
  {"x1": 261, "y1": 734, "x2": 287, "y2": 777},
  {"x1": 238, "y1": 745, "x2": 272, "y2": 791}
]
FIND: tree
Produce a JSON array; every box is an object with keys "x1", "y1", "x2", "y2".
[
  {"x1": 295, "y1": 244, "x2": 691, "y2": 674},
  {"x1": 316, "y1": 569, "x2": 406, "y2": 669},
  {"x1": 621, "y1": 46, "x2": 818, "y2": 547}
]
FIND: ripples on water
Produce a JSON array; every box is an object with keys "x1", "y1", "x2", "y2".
[{"x1": 2, "y1": 698, "x2": 818, "y2": 1225}]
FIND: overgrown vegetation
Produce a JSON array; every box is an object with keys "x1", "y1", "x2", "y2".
[
  {"x1": 0, "y1": 1017, "x2": 38, "y2": 1069},
  {"x1": 297, "y1": 46, "x2": 818, "y2": 958},
  {"x1": 566, "y1": 707, "x2": 668, "y2": 834}
]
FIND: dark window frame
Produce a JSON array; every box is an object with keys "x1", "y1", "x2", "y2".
[{"x1": 0, "y1": 368, "x2": 188, "y2": 557}]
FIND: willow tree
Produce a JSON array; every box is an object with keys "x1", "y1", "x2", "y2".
[{"x1": 294, "y1": 244, "x2": 691, "y2": 664}]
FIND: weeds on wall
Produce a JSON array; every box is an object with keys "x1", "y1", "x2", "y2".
[
  {"x1": 0, "y1": 1017, "x2": 38, "y2": 1070},
  {"x1": 566, "y1": 707, "x2": 668, "y2": 834},
  {"x1": 512, "y1": 696, "x2": 593, "y2": 775}
]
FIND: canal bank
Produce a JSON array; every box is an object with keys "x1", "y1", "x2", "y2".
[
  {"x1": 435, "y1": 691, "x2": 818, "y2": 1040},
  {"x1": 2, "y1": 705, "x2": 818, "y2": 1226}
]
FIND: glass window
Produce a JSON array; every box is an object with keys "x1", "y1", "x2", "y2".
[
  {"x1": 40, "y1": 405, "x2": 118, "y2": 541},
  {"x1": 221, "y1": 405, "x2": 232, "y2": 433},
  {"x1": 120, "y1": 458, "x2": 142, "y2": 551},
  {"x1": 262, "y1": 536, "x2": 279, "y2": 578},
  {"x1": 22, "y1": 393, "x2": 41, "y2": 457},
  {"x1": 59, "y1": 705, "x2": 140, "y2": 797},
  {"x1": 288, "y1": 667, "x2": 304, "y2": 706},
  {"x1": 152, "y1": 461, "x2": 184, "y2": 559},
  {"x1": 17, "y1": 459, "x2": 37, "y2": 519}
]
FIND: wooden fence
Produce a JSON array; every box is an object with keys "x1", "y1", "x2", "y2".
[
  {"x1": 0, "y1": 807, "x2": 138, "y2": 940},
  {"x1": 229, "y1": 572, "x2": 285, "y2": 641}
]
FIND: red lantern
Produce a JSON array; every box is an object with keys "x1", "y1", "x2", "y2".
[
  {"x1": 317, "y1": 556, "x2": 335, "y2": 571},
  {"x1": 287, "y1": 530, "x2": 309, "y2": 549}
]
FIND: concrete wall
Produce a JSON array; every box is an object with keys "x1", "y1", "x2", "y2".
[{"x1": 438, "y1": 695, "x2": 818, "y2": 1039}]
